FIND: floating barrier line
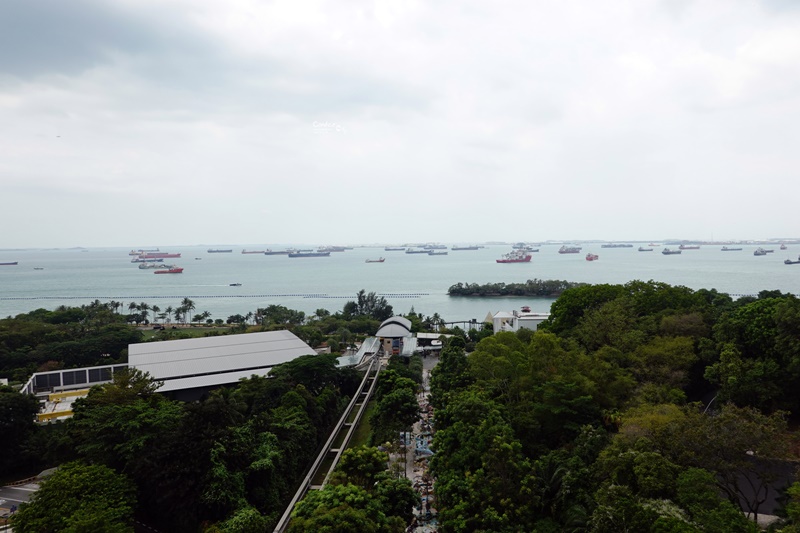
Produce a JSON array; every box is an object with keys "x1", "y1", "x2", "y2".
[{"x1": 0, "y1": 293, "x2": 430, "y2": 301}]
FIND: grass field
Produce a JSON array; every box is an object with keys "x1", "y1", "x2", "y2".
[
  {"x1": 346, "y1": 399, "x2": 376, "y2": 450},
  {"x1": 139, "y1": 326, "x2": 234, "y2": 340}
]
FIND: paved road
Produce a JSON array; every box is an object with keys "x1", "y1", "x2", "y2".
[{"x1": 0, "y1": 482, "x2": 38, "y2": 513}]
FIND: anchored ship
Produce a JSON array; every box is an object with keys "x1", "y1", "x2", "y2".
[
  {"x1": 288, "y1": 251, "x2": 331, "y2": 258},
  {"x1": 154, "y1": 267, "x2": 184, "y2": 274},
  {"x1": 496, "y1": 250, "x2": 532, "y2": 263},
  {"x1": 558, "y1": 246, "x2": 582, "y2": 254}
]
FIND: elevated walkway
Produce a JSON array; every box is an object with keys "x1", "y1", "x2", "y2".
[{"x1": 273, "y1": 355, "x2": 382, "y2": 532}]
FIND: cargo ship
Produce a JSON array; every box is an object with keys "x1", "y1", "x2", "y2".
[
  {"x1": 318, "y1": 246, "x2": 347, "y2": 252},
  {"x1": 132, "y1": 257, "x2": 164, "y2": 263},
  {"x1": 365, "y1": 258, "x2": 385, "y2": 263},
  {"x1": 154, "y1": 267, "x2": 184, "y2": 274},
  {"x1": 139, "y1": 263, "x2": 174, "y2": 269},
  {"x1": 288, "y1": 251, "x2": 331, "y2": 258},
  {"x1": 586, "y1": 253, "x2": 599, "y2": 261},
  {"x1": 496, "y1": 250, "x2": 532, "y2": 263},
  {"x1": 207, "y1": 249, "x2": 233, "y2": 253},
  {"x1": 678, "y1": 244, "x2": 700, "y2": 250},
  {"x1": 558, "y1": 246, "x2": 582, "y2": 254},
  {"x1": 428, "y1": 250, "x2": 448, "y2": 256},
  {"x1": 385, "y1": 247, "x2": 406, "y2": 251},
  {"x1": 128, "y1": 248, "x2": 159, "y2": 255},
  {"x1": 721, "y1": 246, "x2": 742, "y2": 251},
  {"x1": 638, "y1": 247, "x2": 653, "y2": 252},
  {"x1": 0, "y1": 261, "x2": 18, "y2": 266},
  {"x1": 264, "y1": 249, "x2": 293, "y2": 255},
  {"x1": 142, "y1": 252, "x2": 181, "y2": 259},
  {"x1": 241, "y1": 250, "x2": 266, "y2": 254},
  {"x1": 405, "y1": 248, "x2": 429, "y2": 254},
  {"x1": 601, "y1": 244, "x2": 632, "y2": 248},
  {"x1": 662, "y1": 248, "x2": 682, "y2": 255},
  {"x1": 451, "y1": 246, "x2": 479, "y2": 251}
]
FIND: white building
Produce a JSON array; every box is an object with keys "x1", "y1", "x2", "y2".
[
  {"x1": 489, "y1": 309, "x2": 550, "y2": 334},
  {"x1": 128, "y1": 330, "x2": 316, "y2": 400},
  {"x1": 23, "y1": 330, "x2": 317, "y2": 409}
]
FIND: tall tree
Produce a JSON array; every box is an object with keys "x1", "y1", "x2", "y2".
[
  {"x1": 0, "y1": 385, "x2": 39, "y2": 475},
  {"x1": 11, "y1": 461, "x2": 136, "y2": 533}
]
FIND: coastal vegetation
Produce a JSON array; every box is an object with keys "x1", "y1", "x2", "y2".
[
  {"x1": 0, "y1": 290, "x2": 412, "y2": 389},
  {"x1": 448, "y1": 278, "x2": 585, "y2": 297},
  {"x1": 6, "y1": 281, "x2": 800, "y2": 530},
  {"x1": 430, "y1": 281, "x2": 800, "y2": 531}
]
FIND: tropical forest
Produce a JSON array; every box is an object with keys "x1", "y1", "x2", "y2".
[{"x1": 3, "y1": 281, "x2": 800, "y2": 531}]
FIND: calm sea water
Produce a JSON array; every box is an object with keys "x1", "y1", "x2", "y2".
[{"x1": 1, "y1": 245, "x2": 798, "y2": 323}]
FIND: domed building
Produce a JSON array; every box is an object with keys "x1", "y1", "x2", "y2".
[{"x1": 375, "y1": 316, "x2": 416, "y2": 356}]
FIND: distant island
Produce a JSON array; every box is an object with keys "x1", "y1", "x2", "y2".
[{"x1": 448, "y1": 278, "x2": 585, "y2": 297}]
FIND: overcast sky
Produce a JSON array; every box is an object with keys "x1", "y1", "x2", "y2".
[{"x1": 1, "y1": 0, "x2": 799, "y2": 248}]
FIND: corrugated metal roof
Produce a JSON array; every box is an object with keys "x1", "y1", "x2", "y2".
[
  {"x1": 157, "y1": 369, "x2": 277, "y2": 393},
  {"x1": 129, "y1": 331, "x2": 315, "y2": 384}
]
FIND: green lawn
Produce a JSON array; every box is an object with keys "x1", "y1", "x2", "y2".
[
  {"x1": 346, "y1": 399, "x2": 377, "y2": 450},
  {"x1": 139, "y1": 326, "x2": 233, "y2": 340}
]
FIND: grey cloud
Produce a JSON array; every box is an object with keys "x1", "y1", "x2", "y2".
[
  {"x1": 0, "y1": 0, "x2": 428, "y2": 122},
  {"x1": 0, "y1": 0, "x2": 211, "y2": 78}
]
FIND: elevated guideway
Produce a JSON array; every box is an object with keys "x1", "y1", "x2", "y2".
[{"x1": 273, "y1": 353, "x2": 383, "y2": 532}]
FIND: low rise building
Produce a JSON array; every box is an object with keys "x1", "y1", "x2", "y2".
[{"x1": 489, "y1": 309, "x2": 550, "y2": 333}]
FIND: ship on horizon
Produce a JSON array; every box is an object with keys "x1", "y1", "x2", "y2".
[
  {"x1": 496, "y1": 250, "x2": 532, "y2": 263},
  {"x1": 288, "y1": 251, "x2": 331, "y2": 258},
  {"x1": 154, "y1": 267, "x2": 184, "y2": 274},
  {"x1": 558, "y1": 246, "x2": 582, "y2": 254}
]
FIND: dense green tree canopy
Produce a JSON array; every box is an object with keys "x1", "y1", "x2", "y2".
[
  {"x1": 12, "y1": 461, "x2": 136, "y2": 533},
  {"x1": 429, "y1": 282, "x2": 800, "y2": 531},
  {"x1": 0, "y1": 385, "x2": 39, "y2": 475}
]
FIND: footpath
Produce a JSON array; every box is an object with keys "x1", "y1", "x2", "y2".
[{"x1": 405, "y1": 356, "x2": 438, "y2": 532}]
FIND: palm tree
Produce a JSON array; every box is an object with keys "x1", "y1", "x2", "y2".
[
  {"x1": 181, "y1": 298, "x2": 195, "y2": 324},
  {"x1": 165, "y1": 306, "x2": 174, "y2": 324},
  {"x1": 139, "y1": 302, "x2": 150, "y2": 323},
  {"x1": 430, "y1": 312, "x2": 445, "y2": 331},
  {"x1": 151, "y1": 305, "x2": 160, "y2": 324},
  {"x1": 201, "y1": 311, "x2": 211, "y2": 324}
]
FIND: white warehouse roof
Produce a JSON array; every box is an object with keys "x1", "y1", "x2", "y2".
[{"x1": 128, "y1": 330, "x2": 315, "y2": 393}]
